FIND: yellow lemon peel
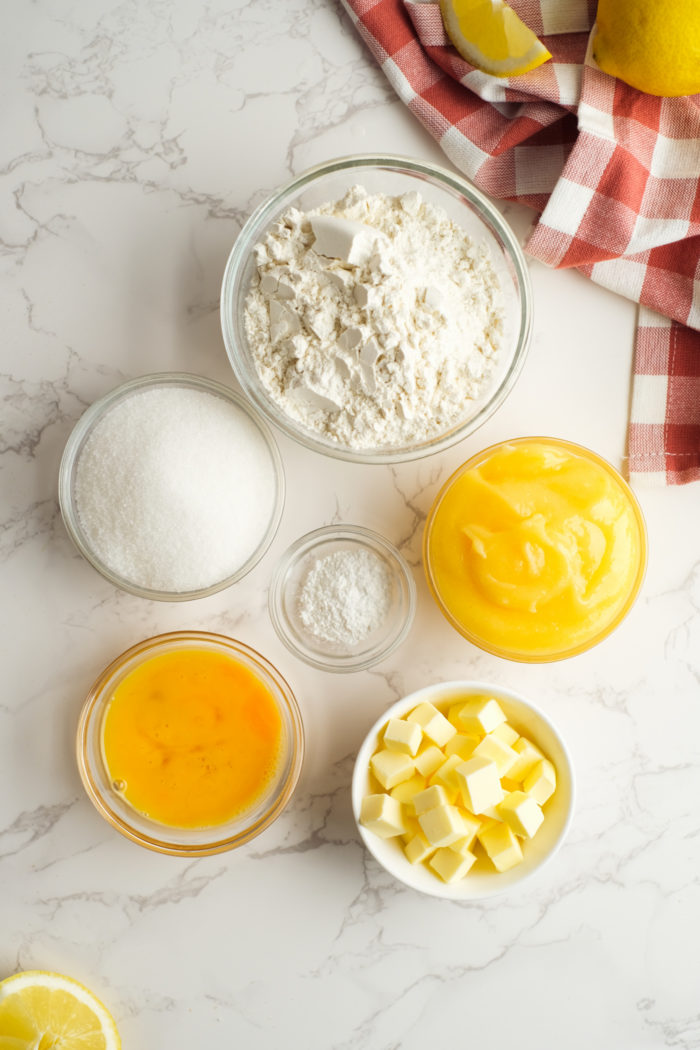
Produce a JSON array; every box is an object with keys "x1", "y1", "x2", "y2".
[{"x1": 593, "y1": 0, "x2": 700, "y2": 98}]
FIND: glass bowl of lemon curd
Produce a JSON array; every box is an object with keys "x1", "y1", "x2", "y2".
[
  {"x1": 77, "y1": 632, "x2": 304, "y2": 855},
  {"x1": 423, "y1": 437, "x2": 647, "y2": 662}
]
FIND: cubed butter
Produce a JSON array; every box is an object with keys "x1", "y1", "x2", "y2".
[
  {"x1": 444, "y1": 732, "x2": 480, "y2": 760},
  {"x1": 414, "y1": 743, "x2": 445, "y2": 778},
  {"x1": 412, "y1": 784, "x2": 450, "y2": 816},
  {"x1": 491, "y1": 722, "x2": 519, "y2": 747},
  {"x1": 359, "y1": 794, "x2": 406, "y2": 838},
  {"x1": 429, "y1": 753, "x2": 464, "y2": 797},
  {"x1": 390, "y1": 773, "x2": 428, "y2": 813},
  {"x1": 507, "y1": 737, "x2": 544, "y2": 782},
  {"x1": 406, "y1": 702, "x2": 456, "y2": 747},
  {"x1": 455, "y1": 756, "x2": 504, "y2": 815},
  {"x1": 418, "y1": 804, "x2": 472, "y2": 847},
  {"x1": 370, "y1": 749, "x2": 415, "y2": 790},
  {"x1": 477, "y1": 820, "x2": 524, "y2": 872},
  {"x1": 524, "y1": 759, "x2": 556, "y2": 804},
  {"x1": 448, "y1": 811, "x2": 482, "y2": 854},
  {"x1": 472, "y1": 733, "x2": 518, "y2": 776},
  {"x1": 383, "y1": 717, "x2": 422, "y2": 756},
  {"x1": 429, "y1": 846, "x2": 476, "y2": 883},
  {"x1": 457, "y1": 697, "x2": 507, "y2": 735},
  {"x1": 497, "y1": 790, "x2": 544, "y2": 839},
  {"x1": 404, "y1": 830, "x2": 436, "y2": 865}
]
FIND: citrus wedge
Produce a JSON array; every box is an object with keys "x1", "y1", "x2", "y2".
[
  {"x1": 440, "y1": 0, "x2": 552, "y2": 77},
  {"x1": 0, "y1": 971, "x2": 120, "y2": 1050}
]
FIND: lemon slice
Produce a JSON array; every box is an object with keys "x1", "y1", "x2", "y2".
[
  {"x1": 440, "y1": 0, "x2": 552, "y2": 77},
  {"x1": 0, "y1": 971, "x2": 121, "y2": 1050}
]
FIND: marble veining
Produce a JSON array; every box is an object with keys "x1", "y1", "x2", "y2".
[{"x1": 3, "y1": 1, "x2": 700, "y2": 1048}]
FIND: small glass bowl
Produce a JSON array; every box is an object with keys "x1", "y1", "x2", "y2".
[
  {"x1": 58, "y1": 373, "x2": 285, "y2": 601},
  {"x1": 352, "y1": 681, "x2": 575, "y2": 900},
  {"x1": 220, "y1": 154, "x2": 533, "y2": 464},
  {"x1": 77, "y1": 631, "x2": 304, "y2": 856},
  {"x1": 423, "y1": 436, "x2": 648, "y2": 662},
  {"x1": 269, "y1": 525, "x2": 416, "y2": 672}
]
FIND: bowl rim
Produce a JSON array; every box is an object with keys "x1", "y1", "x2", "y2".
[
  {"x1": 423, "y1": 435, "x2": 648, "y2": 662},
  {"x1": 268, "y1": 523, "x2": 417, "y2": 672},
  {"x1": 220, "y1": 152, "x2": 533, "y2": 464},
  {"x1": 58, "y1": 371, "x2": 286, "y2": 601},
  {"x1": 351, "y1": 679, "x2": 576, "y2": 900},
  {"x1": 76, "y1": 630, "x2": 305, "y2": 856}
]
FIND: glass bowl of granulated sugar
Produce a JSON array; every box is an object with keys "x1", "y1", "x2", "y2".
[
  {"x1": 220, "y1": 154, "x2": 533, "y2": 464},
  {"x1": 59, "y1": 373, "x2": 284, "y2": 600},
  {"x1": 269, "y1": 525, "x2": 416, "y2": 672}
]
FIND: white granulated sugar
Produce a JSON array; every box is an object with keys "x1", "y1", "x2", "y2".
[
  {"x1": 298, "y1": 548, "x2": 393, "y2": 646},
  {"x1": 74, "y1": 386, "x2": 277, "y2": 592},
  {"x1": 244, "y1": 185, "x2": 504, "y2": 450}
]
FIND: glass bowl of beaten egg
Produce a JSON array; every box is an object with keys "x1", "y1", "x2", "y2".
[
  {"x1": 220, "y1": 154, "x2": 533, "y2": 464},
  {"x1": 351, "y1": 681, "x2": 575, "y2": 900},
  {"x1": 58, "y1": 373, "x2": 285, "y2": 601},
  {"x1": 77, "y1": 631, "x2": 304, "y2": 856},
  {"x1": 423, "y1": 437, "x2": 647, "y2": 662}
]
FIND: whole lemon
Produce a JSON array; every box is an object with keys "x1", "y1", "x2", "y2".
[{"x1": 593, "y1": 0, "x2": 700, "y2": 97}]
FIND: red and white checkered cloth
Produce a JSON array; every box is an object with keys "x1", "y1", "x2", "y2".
[{"x1": 341, "y1": 0, "x2": 700, "y2": 484}]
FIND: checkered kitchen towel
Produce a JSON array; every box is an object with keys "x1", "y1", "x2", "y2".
[{"x1": 341, "y1": 0, "x2": 700, "y2": 484}]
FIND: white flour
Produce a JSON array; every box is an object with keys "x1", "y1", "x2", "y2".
[
  {"x1": 298, "y1": 548, "x2": 393, "y2": 646},
  {"x1": 244, "y1": 185, "x2": 504, "y2": 450}
]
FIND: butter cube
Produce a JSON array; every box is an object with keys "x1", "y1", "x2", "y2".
[
  {"x1": 418, "y1": 804, "x2": 472, "y2": 847},
  {"x1": 390, "y1": 773, "x2": 427, "y2": 813},
  {"x1": 456, "y1": 756, "x2": 504, "y2": 815},
  {"x1": 524, "y1": 759, "x2": 556, "y2": 804},
  {"x1": 370, "y1": 749, "x2": 415, "y2": 790},
  {"x1": 429, "y1": 754, "x2": 464, "y2": 797},
  {"x1": 429, "y1": 846, "x2": 476, "y2": 883},
  {"x1": 406, "y1": 702, "x2": 456, "y2": 747},
  {"x1": 404, "y1": 830, "x2": 436, "y2": 865},
  {"x1": 359, "y1": 794, "x2": 406, "y2": 838},
  {"x1": 444, "y1": 732, "x2": 480, "y2": 760},
  {"x1": 491, "y1": 721, "x2": 519, "y2": 747},
  {"x1": 412, "y1": 784, "x2": 450, "y2": 816},
  {"x1": 414, "y1": 744, "x2": 444, "y2": 778},
  {"x1": 400, "y1": 815, "x2": 421, "y2": 842},
  {"x1": 497, "y1": 791, "x2": 544, "y2": 839},
  {"x1": 448, "y1": 811, "x2": 482, "y2": 853},
  {"x1": 472, "y1": 733, "x2": 518, "y2": 777},
  {"x1": 457, "y1": 697, "x2": 507, "y2": 735},
  {"x1": 383, "y1": 717, "x2": 422, "y2": 756},
  {"x1": 478, "y1": 821, "x2": 524, "y2": 872},
  {"x1": 507, "y1": 737, "x2": 544, "y2": 782}
]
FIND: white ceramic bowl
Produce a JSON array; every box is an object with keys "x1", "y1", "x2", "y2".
[
  {"x1": 220, "y1": 154, "x2": 532, "y2": 463},
  {"x1": 351, "y1": 681, "x2": 575, "y2": 900}
]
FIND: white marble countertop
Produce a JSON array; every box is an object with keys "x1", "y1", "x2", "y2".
[{"x1": 3, "y1": 2, "x2": 700, "y2": 1048}]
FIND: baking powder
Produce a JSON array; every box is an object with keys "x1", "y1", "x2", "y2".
[{"x1": 298, "y1": 548, "x2": 393, "y2": 646}]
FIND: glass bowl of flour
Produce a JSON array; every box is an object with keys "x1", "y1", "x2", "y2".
[
  {"x1": 269, "y1": 525, "x2": 416, "y2": 672},
  {"x1": 59, "y1": 373, "x2": 285, "y2": 600},
  {"x1": 220, "y1": 154, "x2": 533, "y2": 464}
]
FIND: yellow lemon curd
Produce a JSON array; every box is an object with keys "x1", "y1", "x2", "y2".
[
  {"x1": 424, "y1": 439, "x2": 646, "y2": 660},
  {"x1": 101, "y1": 647, "x2": 283, "y2": 828}
]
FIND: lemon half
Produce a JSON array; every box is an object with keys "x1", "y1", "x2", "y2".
[
  {"x1": 593, "y1": 0, "x2": 700, "y2": 97},
  {"x1": 440, "y1": 0, "x2": 552, "y2": 78},
  {"x1": 0, "y1": 971, "x2": 121, "y2": 1050}
]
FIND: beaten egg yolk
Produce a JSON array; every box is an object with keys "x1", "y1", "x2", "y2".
[
  {"x1": 101, "y1": 648, "x2": 283, "y2": 828},
  {"x1": 424, "y1": 439, "x2": 645, "y2": 659}
]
